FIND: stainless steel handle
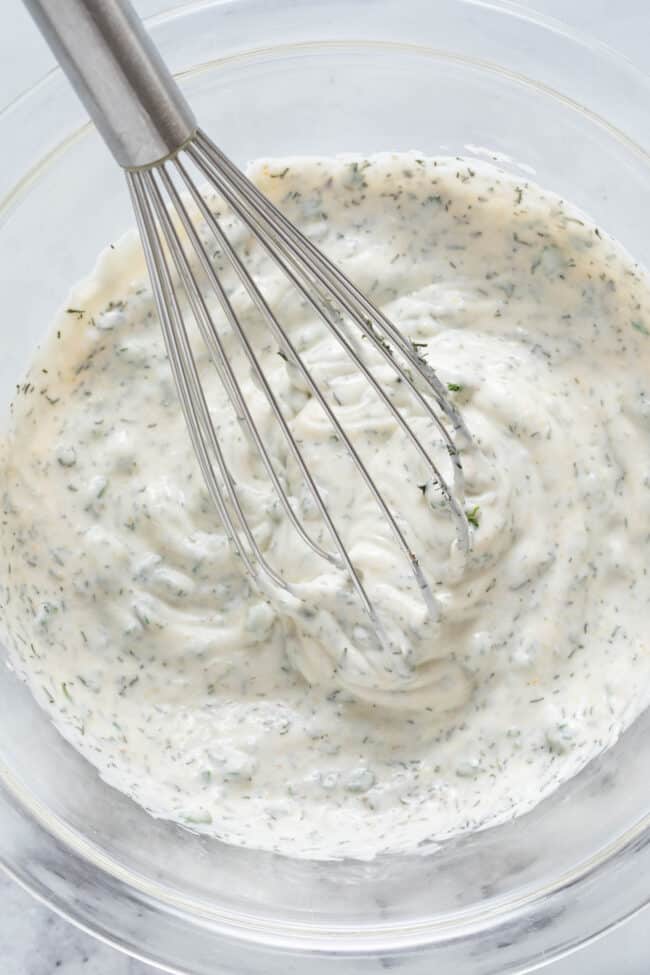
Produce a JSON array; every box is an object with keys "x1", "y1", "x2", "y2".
[{"x1": 23, "y1": 0, "x2": 197, "y2": 168}]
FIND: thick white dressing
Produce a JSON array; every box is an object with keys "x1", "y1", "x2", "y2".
[{"x1": 2, "y1": 154, "x2": 650, "y2": 858}]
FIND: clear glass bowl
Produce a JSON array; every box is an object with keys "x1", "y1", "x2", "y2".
[{"x1": 1, "y1": 1, "x2": 649, "y2": 973}]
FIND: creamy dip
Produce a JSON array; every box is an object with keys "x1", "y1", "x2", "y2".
[{"x1": 2, "y1": 154, "x2": 650, "y2": 859}]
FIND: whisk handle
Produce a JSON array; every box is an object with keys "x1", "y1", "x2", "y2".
[{"x1": 23, "y1": 0, "x2": 197, "y2": 169}]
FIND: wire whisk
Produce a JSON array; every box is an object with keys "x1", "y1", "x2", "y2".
[{"x1": 25, "y1": 0, "x2": 471, "y2": 633}]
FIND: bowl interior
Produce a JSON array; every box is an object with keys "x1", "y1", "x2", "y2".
[{"x1": 1, "y1": 1, "x2": 649, "y2": 972}]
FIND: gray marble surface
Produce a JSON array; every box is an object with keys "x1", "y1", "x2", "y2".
[
  {"x1": 2, "y1": 866, "x2": 649, "y2": 975},
  {"x1": 2, "y1": 1, "x2": 650, "y2": 973},
  {"x1": 0, "y1": 872, "x2": 146, "y2": 975}
]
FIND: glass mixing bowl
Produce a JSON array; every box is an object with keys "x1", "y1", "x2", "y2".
[{"x1": 1, "y1": 1, "x2": 649, "y2": 972}]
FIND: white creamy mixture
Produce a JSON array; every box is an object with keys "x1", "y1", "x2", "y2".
[{"x1": 2, "y1": 154, "x2": 650, "y2": 859}]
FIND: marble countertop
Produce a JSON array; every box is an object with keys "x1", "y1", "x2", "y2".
[
  {"x1": 1, "y1": 1, "x2": 649, "y2": 972},
  {"x1": 0, "y1": 871, "x2": 148, "y2": 975},
  {"x1": 2, "y1": 859, "x2": 649, "y2": 975}
]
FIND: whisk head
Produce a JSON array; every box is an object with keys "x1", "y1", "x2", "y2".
[{"x1": 126, "y1": 130, "x2": 471, "y2": 633}]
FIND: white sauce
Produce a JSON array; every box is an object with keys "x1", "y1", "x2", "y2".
[{"x1": 2, "y1": 154, "x2": 650, "y2": 859}]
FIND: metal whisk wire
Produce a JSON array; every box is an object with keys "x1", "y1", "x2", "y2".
[
  {"x1": 184, "y1": 138, "x2": 469, "y2": 531},
  {"x1": 126, "y1": 132, "x2": 470, "y2": 620},
  {"x1": 25, "y1": 0, "x2": 471, "y2": 630}
]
